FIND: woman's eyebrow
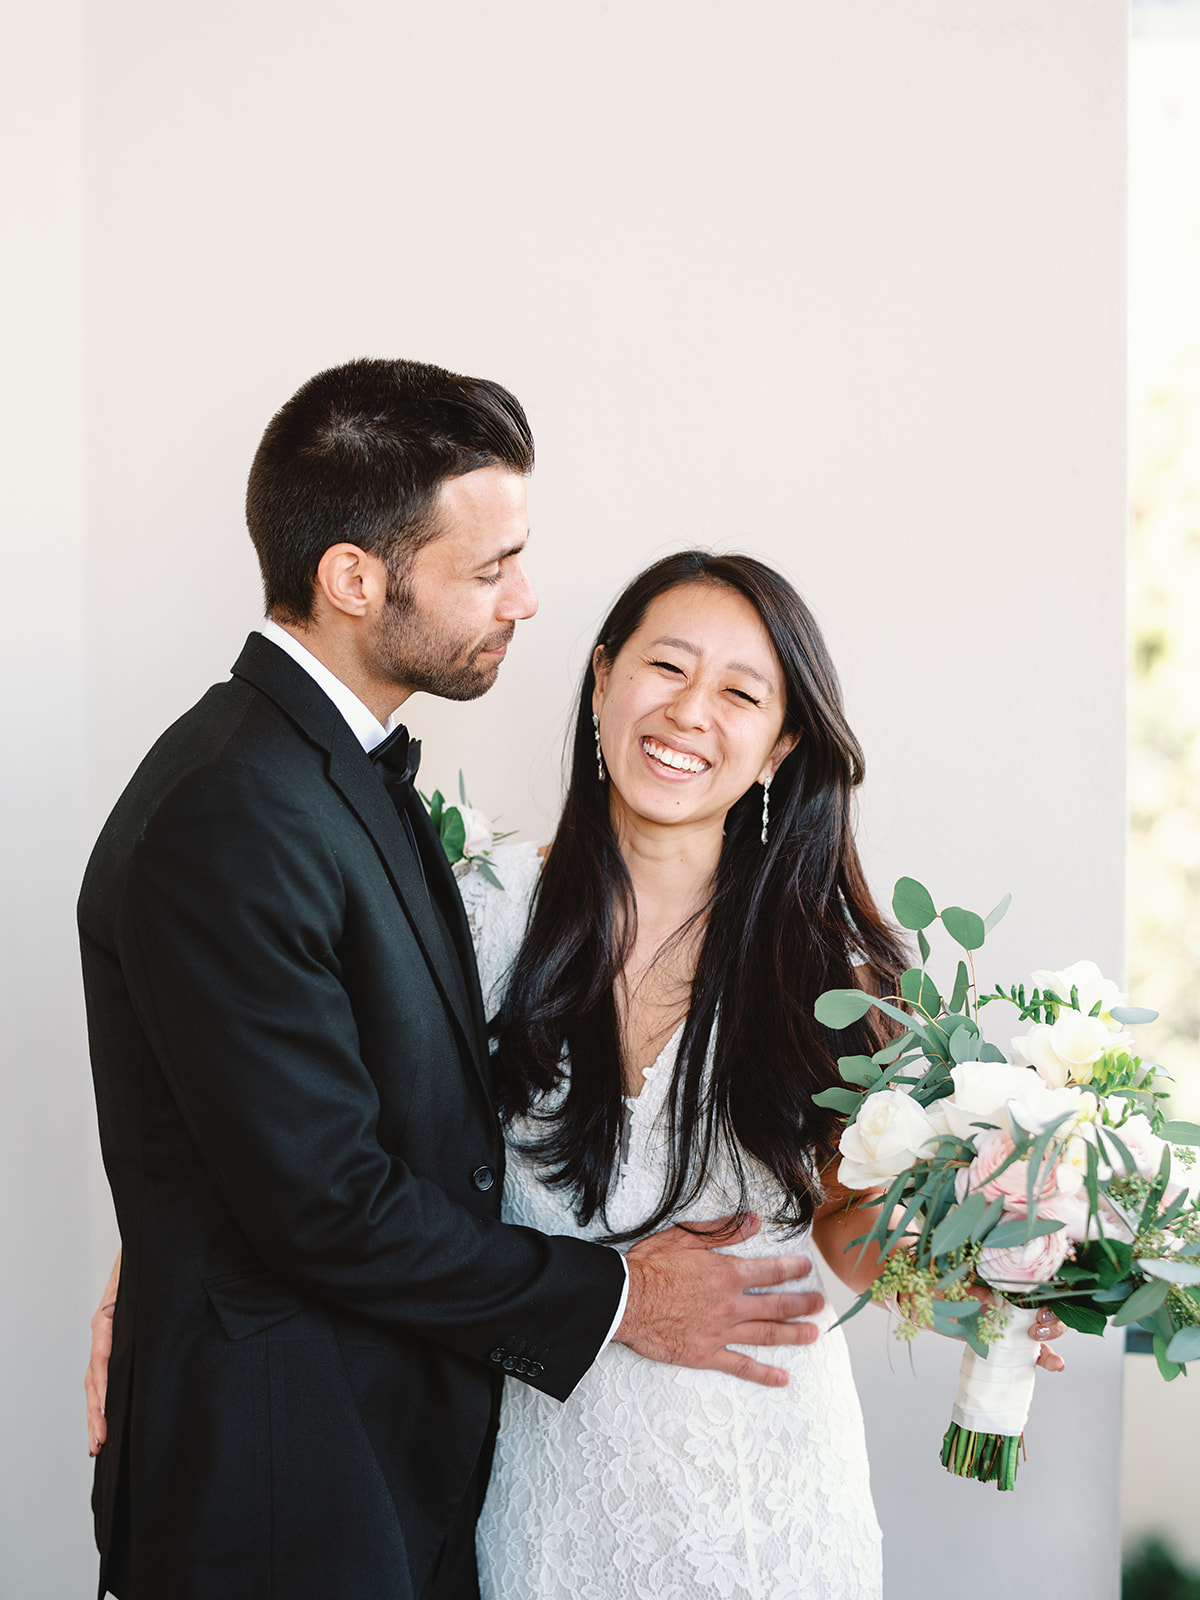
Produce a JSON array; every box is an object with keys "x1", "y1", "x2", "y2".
[{"x1": 648, "y1": 636, "x2": 773, "y2": 690}]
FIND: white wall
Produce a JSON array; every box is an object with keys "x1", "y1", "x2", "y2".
[{"x1": 4, "y1": 3, "x2": 1127, "y2": 1595}]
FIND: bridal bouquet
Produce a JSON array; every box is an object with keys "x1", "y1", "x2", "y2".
[
  {"x1": 814, "y1": 878, "x2": 1200, "y2": 1489},
  {"x1": 421, "y1": 772, "x2": 513, "y2": 888}
]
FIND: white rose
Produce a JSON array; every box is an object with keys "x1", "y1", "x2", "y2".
[
  {"x1": 939, "y1": 1061, "x2": 1038, "y2": 1142},
  {"x1": 1006, "y1": 1081, "x2": 1085, "y2": 1137},
  {"x1": 837, "y1": 1090, "x2": 940, "y2": 1188},
  {"x1": 1011, "y1": 1011, "x2": 1113, "y2": 1088},
  {"x1": 1030, "y1": 960, "x2": 1126, "y2": 1026},
  {"x1": 455, "y1": 805, "x2": 495, "y2": 859}
]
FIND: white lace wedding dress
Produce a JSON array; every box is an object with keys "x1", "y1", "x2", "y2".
[{"x1": 459, "y1": 843, "x2": 882, "y2": 1600}]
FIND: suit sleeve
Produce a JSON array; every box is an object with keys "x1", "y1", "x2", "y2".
[{"x1": 116, "y1": 759, "x2": 625, "y2": 1401}]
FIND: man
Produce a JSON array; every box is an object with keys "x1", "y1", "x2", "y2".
[{"x1": 80, "y1": 358, "x2": 821, "y2": 1600}]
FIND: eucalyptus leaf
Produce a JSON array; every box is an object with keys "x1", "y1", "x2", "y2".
[
  {"x1": 1109, "y1": 1005, "x2": 1159, "y2": 1026},
  {"x1": 1113, "y1": 1276, "x2": 1172, "y2": 1327},
  {"x1": 893, "y1": 877, "x2": 937, "y2": 931},
  {"x1": 983, "y1": 892, "x2": 1012, "y2": 933},
  {"x1": 941, "y1": 906, "x2": 986, "y2": 951},
  {"x1": 1165, "y1": 1325, "x2": 1200, "y2": 1364},
  {"x1": 900, "y1": 968, "x2": 941, "y2": 1019},
  {"x1": 983, "y1": 1216, "x2": 1064, "y2": 1249},
  {"x1": 1160, "y1": 1120, "x2": 1200, "y2": 1146},
  {"x1": 950, "y1": 1026, "x2": 982, "y2": 1065},
  {"x1": 873, "y1": 1032, "x2": 918, "y2": 1065},
  {"x1": 814, "y1": 989, "x2": 875, "y2": 1028},
  {"x1": 458, "y1": 769, "x2": 468, "y2": 804},
  {"x1": 979, "y1": 1042, "x2": 1008, "y2": 1063},
  {"x1": 929, "y1": 1192, "x2": 989, "y2": 1258},
  {"x1": 1154, "y1": 1331, "x2": 1185, "y2": 1382},
  {"x1": 928, "y1": 1298, "x2": 982, "y2": 1320},
  {"x1": 473, "y1": 859, "x2": 504, "y2": 890},
  {"x1": 917, "y1": 927, "x2": 931, "y2": 964},
  {"x1": 971, "y1": 1195, "x2": 1006, "y2": 1241},
  {"x1": 948, "y1": 961, "x2": 970, "y2": 1017},
  {"x1": 837, "y1": 1055, "x2": 880, "y2": 1088},
  {"x1": 830, "y1": 1288, "x2": 873, "y2": 1331},
  {"x1": 811, "y1": 1086, "x2": 863, "y2": 1114},
  {"x1": 1136, "y1": 1258, "x2": 1200, "y2": 1286}
]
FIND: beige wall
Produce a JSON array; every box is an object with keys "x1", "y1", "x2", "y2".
[{"x1": 4, "y1": 3, "x2": 1127, "y2": 1594}]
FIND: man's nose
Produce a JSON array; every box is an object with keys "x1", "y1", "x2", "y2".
[{"x1": 499, "y1": 559, "x2": 537, "y2": 621}]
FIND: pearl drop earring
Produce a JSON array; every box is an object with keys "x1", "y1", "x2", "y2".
[
  {"x1": 760, "y1": 775, "x2": 771, "y2": 845},
  {"x1": 593, "y1": 713, "x2": 606, "y2": 782}
]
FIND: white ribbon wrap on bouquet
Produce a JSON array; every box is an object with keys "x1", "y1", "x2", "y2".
[{"x1": 950, "y1": 1305, "x2": 1039, "y2": 1436}]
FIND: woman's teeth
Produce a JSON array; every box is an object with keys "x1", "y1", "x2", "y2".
[{"x1": 641, "y1": 738, "x2": 710, "y2": 774}]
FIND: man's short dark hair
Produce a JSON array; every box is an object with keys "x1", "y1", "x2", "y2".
[{"x1": 246, "y1": 357, "x2": 535, "y2": 624}]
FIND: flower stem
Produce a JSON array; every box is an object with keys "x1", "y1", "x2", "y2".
[{"x1": 940, "y1": 1422, "x2": 1022, "y2": 1490}]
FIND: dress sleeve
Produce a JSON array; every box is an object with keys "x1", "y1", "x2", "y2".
[{"x1": 454, "y1": 841, "x2": 544, "y2": 1020}]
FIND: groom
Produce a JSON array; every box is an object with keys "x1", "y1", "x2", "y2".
[{"x1": 80, "y1": 358, "x2": 822, "y2": 1600}]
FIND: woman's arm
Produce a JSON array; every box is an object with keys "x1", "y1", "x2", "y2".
[{"x1": 86, "y1": 1250, "x2": 120, "y2": 1456}]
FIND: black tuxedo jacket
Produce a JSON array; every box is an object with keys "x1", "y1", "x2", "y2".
[{"x1": 78, "y1": 634, "x2": 624, "y2": 1600}]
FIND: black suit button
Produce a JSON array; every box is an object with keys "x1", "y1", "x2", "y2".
[
  {"x1": 528, "y1": 1361, "x2": 544, "y2": 1377},
  {"x1": 471, "y1": 1166, "x2": 496, "y2": 1192},
  {"x1": 490, "y1": 1348, "x2": 505, "y2": 1364},
  {"x1": 502, "y1": 1356, "x2": 518, "y2": 1372}
]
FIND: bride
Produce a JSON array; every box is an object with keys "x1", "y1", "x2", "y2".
[{"x1": 464, "y1": 549, "x2": 904, "y2": 1599}]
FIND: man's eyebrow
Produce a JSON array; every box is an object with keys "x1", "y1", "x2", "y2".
[
  {"x1": 647, "y1": 636, "x2": 774, "y2": 690},
  {"x1": 475, "y1": 532, "x2": 529, "y2": 569}
]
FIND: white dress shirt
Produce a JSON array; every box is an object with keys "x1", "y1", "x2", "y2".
[{"x1": 256, "y1": 620, "x2": 631, "y2": 1348}]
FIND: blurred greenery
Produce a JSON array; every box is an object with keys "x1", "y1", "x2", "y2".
[
  {"x1": 1123, "y1": 1534, "x2": 1200, "y2": 1600},
  {"x1": 1129, "y1": 345, "x2": 1200, "y2": 1124}
]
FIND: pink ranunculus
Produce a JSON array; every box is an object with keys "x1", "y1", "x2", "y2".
[
  {"x1": 977, "y1": 1224, "x2": 1072, "y2": 1288},
  {"x1": 960, "y1": 1129, "x2": 1050, "y2": 1213}
]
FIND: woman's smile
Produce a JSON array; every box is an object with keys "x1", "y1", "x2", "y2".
[{"x1": 639, "y1": 736, "x2": 712, "y2": 778}]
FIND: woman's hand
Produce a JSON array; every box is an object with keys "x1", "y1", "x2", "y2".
[
  {"x1": 1030, "y1": 1304, "x2": 1067, "y2": 1372},
  {"x1": 86, "y1": 1251, "x2": 121, "y2": 1456}
]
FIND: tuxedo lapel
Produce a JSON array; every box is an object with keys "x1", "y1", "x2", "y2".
[
  {"x1": 229, "y1": 635, "x2": 488, "y2": 1091},
  {"x1": 405, "y1": 794, "x2": 489, "y2": 1061}
]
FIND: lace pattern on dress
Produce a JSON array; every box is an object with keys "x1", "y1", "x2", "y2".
[{"x1": 458, "y1": 844, "x2": 882, "y2": 1600}]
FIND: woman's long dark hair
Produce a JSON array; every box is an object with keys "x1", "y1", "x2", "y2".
[{"x1": 494, "y1": 551, "x2": 907, "y2": 1239}]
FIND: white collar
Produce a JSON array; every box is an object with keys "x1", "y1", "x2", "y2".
[{"x1": 258, "y1": 619, "x2": 405, "y2": 754}]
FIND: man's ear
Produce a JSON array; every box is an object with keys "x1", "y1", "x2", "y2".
[
  {"x1": 315, "y1": 544, "x2": 388, "y2": 619},
  {"x1": 590, "y1": 644, "x2": 610, "y2": 718},
  {"x1": 758, "y1": 729, "x2": 800, "y2": 787}
]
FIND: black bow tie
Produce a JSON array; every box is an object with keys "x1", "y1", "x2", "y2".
[{"x1": 371, "y1": 724, "x2": 421, "y2": 789}]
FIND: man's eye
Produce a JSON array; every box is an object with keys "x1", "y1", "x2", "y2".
[{"x1": 478, "y1": 572, "x2": 502, "y2": 586}]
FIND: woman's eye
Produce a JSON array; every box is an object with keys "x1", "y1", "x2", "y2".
[
  {"x1": 729, "y1": 688, "x2": 761, "y2": 706},
  {"x1": 650, "y1": 659, "x2": 684, "y2": 675}
]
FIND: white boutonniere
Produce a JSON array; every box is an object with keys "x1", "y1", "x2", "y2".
[{"x1": 421, "y1": 771, "x2": 513, "y2": 889}]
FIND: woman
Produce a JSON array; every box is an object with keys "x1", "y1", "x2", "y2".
[
  {"x1": 87, "y1": 550, "x2": 1064, "y2": 1597},
  {"x1": 460, "y1": 549, "x2": 1044, "y2": 1600}
]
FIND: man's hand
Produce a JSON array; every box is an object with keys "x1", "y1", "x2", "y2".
[
  {"x1": 86, "y1": 1251, "x2": 121, "y2": 1456},
  {"x1": 616, "y1": 1214, "x2": 822, "y2": 1388}
]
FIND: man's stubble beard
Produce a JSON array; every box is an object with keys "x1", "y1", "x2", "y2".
[{"x1": 369, "y1": 572, "x2": 514, "y2": 703}]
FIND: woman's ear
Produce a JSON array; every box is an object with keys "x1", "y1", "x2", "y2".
[
  {"x1": 758, "y1": 729, "x2": 800, "y2": 787},
  {"x1": 591, "y1": 645, "x2": 610, "y2": 718}
]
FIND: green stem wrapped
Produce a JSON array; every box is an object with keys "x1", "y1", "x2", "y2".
[{"x1": 940, "y1": 1422, "x2": 1022, "y2": 1490}]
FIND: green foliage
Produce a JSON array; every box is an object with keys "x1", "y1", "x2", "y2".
[
  {"x1": 1122, "y1": 1535, "x2": 1200, "y2": 1600},
  {"x1": 892, "y1": 877, "x2": 936, "y2": 930}
]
